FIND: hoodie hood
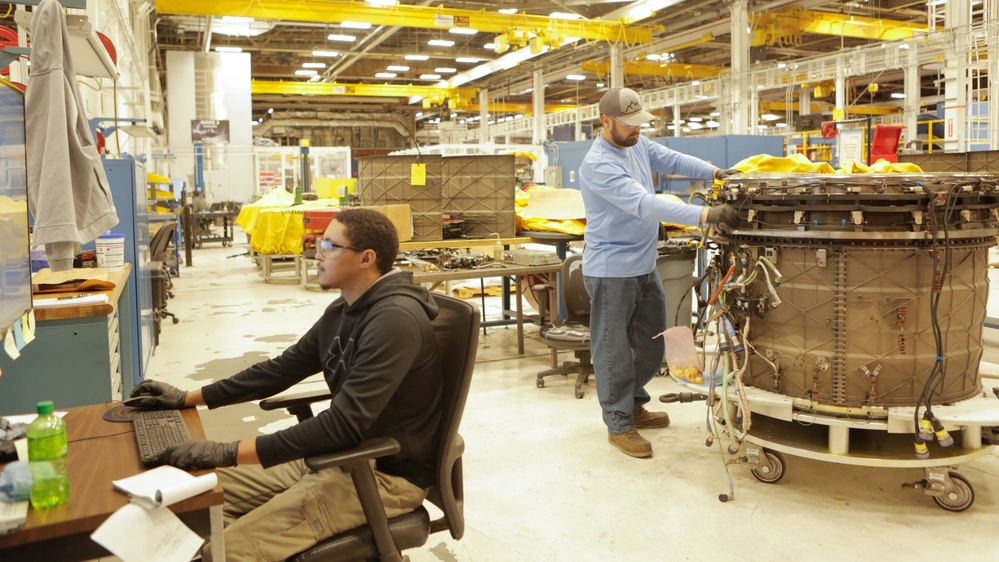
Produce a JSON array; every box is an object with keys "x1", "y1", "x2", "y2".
[{"x1": 346, "y1": 269, "x2": 439, "y2": 319}]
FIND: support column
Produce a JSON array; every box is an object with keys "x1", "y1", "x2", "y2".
[
  {"x1": 610, "y1": 45, "x2": 624, "y2": 89},
  {"x1": 478, "y1": 88, "x2": 490, "y2": 145},
  {"x1": 799, "y1": 88, "x2": 811, "y2": 116},
  {"x1": 903, "y1": 46, "x2": 919, "y2": 147},
  {"x1": 729, "y1": 0, "x2": 751, "y2": 135},
  {"x1": 673, "y1": 104, "x2": 682, "y2": 137},
  {"x1": 989, "y1": 5, "x2": 999, "y2": 149},
  {"x1": 835, "y1": 58, "x2": 846, "y2": 119},
  {"x1": 532, "y1": 69, "x2": 545, "y2": 145}
]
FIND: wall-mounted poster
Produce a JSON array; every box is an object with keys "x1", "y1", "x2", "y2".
[{"x1": 191, "y1": 120, "x2": 230, "y2": 144}]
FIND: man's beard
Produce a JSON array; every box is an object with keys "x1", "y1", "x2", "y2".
[{"x1": 611, "y1": 128, "x2": 639, "y2": 147}]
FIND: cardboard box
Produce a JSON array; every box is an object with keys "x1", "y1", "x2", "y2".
[{"x1": 302, "y1": 204, "x2": 412, "y2": 242}]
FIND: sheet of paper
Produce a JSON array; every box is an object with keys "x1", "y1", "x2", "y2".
[
  {"x1": 113, "y1": 465, "x2": 218, "y2": 508},
  {"x1": 32, "y1": 294, "x2": 109, "y2": 308},
  {"x1": 90, "y1": 503, "x2": 204, "y2": 562},
  {"x1": 3, "y1": 329, "x2": 18, "y2": 360},
  {"x1": 20, "y1": 311, "x2": 35, "y2": 344},
  {"x1": 0, "y1": 500, "x2": 28, "y2": 535}
]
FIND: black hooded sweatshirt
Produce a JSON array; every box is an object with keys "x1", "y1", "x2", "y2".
[{"x1": 201, "y1": 270, "x2": 443, "y2": 487}]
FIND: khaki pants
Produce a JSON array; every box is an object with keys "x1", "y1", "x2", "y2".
[{"x1": 203, "y1": 459, "x2": 427, "y2": 562}]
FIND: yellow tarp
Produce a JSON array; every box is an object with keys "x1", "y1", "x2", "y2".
[
  {"x1": 729, "y1": 153, "x2": 924, "y2": 175},
  {"x1": 237, "y1": 189, "x2": 342, "y2": 253}
]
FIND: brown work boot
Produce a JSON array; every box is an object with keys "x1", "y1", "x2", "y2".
[
  {"x1": 608, "y1": 429, "x2": 652, "y2": 458},
  {"x1": 634, "y1": 406, "x2": 671, "y2": 429}
]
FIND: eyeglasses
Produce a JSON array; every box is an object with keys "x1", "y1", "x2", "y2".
[{"x1": 316, "y1": 239, "x2": 363, "y2": 259}]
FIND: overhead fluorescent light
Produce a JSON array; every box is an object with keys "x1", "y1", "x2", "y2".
[
  {"x1": 341, "y1": 21, "x2": 372, "y2": 29},
  {"x1": 482, "y1": 43, "x2": 495, "y2": 50},
  {"x1": 405, "y1": 54, "x2": 429, "y2": 61},
  {"x1": 498, "y1": 8, "x2": 518, "y2": 14},
  {"x1": 366, "y1": 0, "x2": 397, "y2": 5},
  {"x1": 428, "y1": 39, "x2": 455, "y2": 47},
  {"x1": 596, "y1": 82, "x2": 604, "y2": 88},
  {"x1": 312, "y1": 50, "x2": 340, "y2": 57},
  {"x1": 295, "y1": 69, "x2": 318, "y2": 76},
  {"x1": 776, "y1": 122, "x2": 788, "y2": 128},
  {"x1": 420, "y1": 74, "x2": 441, "y2": 80},
  {"x1": 222, "y1": 16, "x2": 253, "y2": 23},
  {"x1": 761, "y1": 113, "x2": 780, "y2": 121},
  {"x1": 455, "y1": 57, "x2": 480, "y2": 63},
  {"x1": 549, "y1": 12, "x2": 583, "y2": 20},
  {"x1": 387, "y1": 65, "x2": 410, "y2": 72},
  {"x1": 267, "y1": 108, "x2": 274, "y2": 114},
  {"x1": 691, "y1": 80, "x2": 701, "y2": 86},
  {"x1": 375, "y1": 72, "x2": 397, "y2": 78},
  {"x1": 646, "y1": 54, "x2": 660, "y2": 61},
  {"x1": 891, "y1": 93, "x2": 906, "y2": 99},
  {"x1": 327, "y1": 34, "x2": 356, "y2": 42},
  {"x1": 302, "y1": 62, "x2": 326, "y2": 68},
  {"x1": 449, "y1": 28, "x2": 478, "y2": 35},
  {"x1": 565, "y1": 74, "x2": 585, "y2": 81},
  {"x1": 435, "y1": 67, "x2": 457, "y2": 73},
  {"x1": 409, "y1": 96, "x2": 423, "y2": 105},
  {"x1": 252, "y1": 121, "x2": 259, "y2": 126},
  {"x1": 689, "y1": 117, "x2": 703, "y2": 122},
  {"x1": 215, "y1": 46, "x2": 243, "y2": 53}
]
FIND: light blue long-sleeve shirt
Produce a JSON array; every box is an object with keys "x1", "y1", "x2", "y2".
[{"x1": 579, "y1": 134, "x2": 715, "y2": 277}]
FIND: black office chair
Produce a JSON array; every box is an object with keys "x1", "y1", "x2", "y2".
[
  {"x1": 259, "y1": 294, "x2": 479, "y2": 562},
  {"x1": 150, "y1": 221, "x2": 177, "y2": 269},
  {"x1": 533, "y1": 253, "x2": 593, "y2": 399},
  {"x1": 149, "y1": 222, "x2": 180, "y2": 341}
]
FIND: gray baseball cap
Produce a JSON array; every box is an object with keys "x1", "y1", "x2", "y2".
[{"x1": 599, "y1": 87, "x2": 655, "y2": 126}]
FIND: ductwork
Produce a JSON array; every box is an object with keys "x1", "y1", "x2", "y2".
[{"x1": 255, "y1": 116, "x2": 412, "y2": 139}]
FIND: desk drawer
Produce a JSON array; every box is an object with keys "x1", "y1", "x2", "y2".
[{"x1": 108, "y1": 309, "x2": 123, "y2": 402}]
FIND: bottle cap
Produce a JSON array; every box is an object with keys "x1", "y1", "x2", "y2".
[{"x1": 36, "y1": 400, "x2": 54, "y2": 415}]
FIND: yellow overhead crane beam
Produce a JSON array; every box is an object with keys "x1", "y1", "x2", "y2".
[
  {"x1": 155, "y1": 0, "x2": 659, "y2": 45},
  {"x1": 583, "y1": 60, "x2": 725, "y2": 80},
  {"x1": 252, "y1": 80, "x2": 574, "y2": 114},
  {"x1": 752, "y1": 7, "x2": 927, "y2": 47},
  {"x1": 761, "y1": 101, "x2": 900, "y2": 116},
  {"x1": 251, "y1": 80, "x2": 478, "y2": 108}
]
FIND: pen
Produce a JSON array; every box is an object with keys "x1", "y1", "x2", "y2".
[{"x1": 57, "y1": 295, "x2": 86, "y2": 300}]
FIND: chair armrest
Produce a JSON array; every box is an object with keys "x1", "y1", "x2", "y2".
[
  {"x1": 259, "y1": 389, "x2": 332, "y2": 411},
  {"x1": 304, "y1": 437, "x2": 401, "y2": 472}
]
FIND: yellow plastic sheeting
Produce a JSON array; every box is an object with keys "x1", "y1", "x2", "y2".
[
  {"x1": 236, "y1": 189, "x2": 297, "y2": 235},
  {"x1": 147, "y1": 172, "x2": 171, "y2": 184},
  {"x1": 515, "y1": 185, "x2": 585, "y2": 235},
  {"x1": 730, "y1": 153, "x2": 924, "y2": 175},
  {"x1": 250, "y1": 209, "x2": 307, "y2": 255},
  {"x1": 732, "y1": 153, "x2": 837, "y2": 174}
]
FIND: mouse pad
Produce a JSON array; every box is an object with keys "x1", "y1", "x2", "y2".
[{"x1": 103, "y1": 405, "x2": 138, "y2": 423}]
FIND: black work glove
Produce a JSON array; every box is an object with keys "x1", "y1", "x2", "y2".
[
  {"x1": 128, "y1": 380, "x2": 188, "y2": 410},
  {"x1": 155, "y1": 440, "x2": 239, "y2": 471},
  {"x1": 705, "y1": 204, "x2": 741, "y2": 230},
  {"x1": 714, "y1": 167, "x2": 741, "y2": 180}
]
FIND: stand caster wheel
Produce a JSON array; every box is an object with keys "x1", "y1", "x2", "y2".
[
  {"x1": 933, "y1": 472, "x2": 974, "y2": 512},
  {"x1": 537, "y1": 379, "x2": 545, "y2": 388},
  {"x1": 574, "y1": 388, "x2": 584, "y2": 399},
  {"x1": 751, "y1": 449, "x2": 786, "y2": 484},
  {"x1": 172, "y1": 318, "x2": 180, "y2": 324}
]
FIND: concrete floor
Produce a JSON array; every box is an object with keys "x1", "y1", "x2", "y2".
[{"x1": 147, "y1": 236, "x2": 999, "y2": 562}]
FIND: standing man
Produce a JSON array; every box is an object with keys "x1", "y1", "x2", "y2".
[
  {"x1": 579, "y1": 87, "x2": 740, "y2": 458},
  {"x1": 128, "y1": 208, "x2": 443, "y2": 560}
]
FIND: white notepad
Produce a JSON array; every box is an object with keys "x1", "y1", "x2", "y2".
[{"x1": 32, "y1": 294, "x2": 109, "y2": 308}]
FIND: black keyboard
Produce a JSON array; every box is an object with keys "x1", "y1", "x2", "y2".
[{"x1": 132, "y1": 409, "x2": 192, "y2": 466}]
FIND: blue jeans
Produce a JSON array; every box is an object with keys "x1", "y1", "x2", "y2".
[{"x1": 584, "y1": 271, "x2": 666, "y2": 434}]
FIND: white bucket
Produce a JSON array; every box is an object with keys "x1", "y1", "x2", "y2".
[{"x1": 96, "y1": 233, "x2": 125, "y2": 269}]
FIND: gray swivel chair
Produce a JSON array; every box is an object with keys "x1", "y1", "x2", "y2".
[
  {"x1": 259, "y1": 294, "x2": 479, "y2": 562},
  {"x1": 534, "y1": 253, "x2": 594, "y2": 399}
]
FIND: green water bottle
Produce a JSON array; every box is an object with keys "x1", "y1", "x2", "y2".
[{"x1": 27, "y1": 401, "x2": 70, "y2": 509}]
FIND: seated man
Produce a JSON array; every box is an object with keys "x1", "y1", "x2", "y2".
[{"x1": 129, "y1": 208, "x2": 443, "y2": 561}]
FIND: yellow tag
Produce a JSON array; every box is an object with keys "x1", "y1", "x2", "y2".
[
  {"x1": 832, "y1": 109, "x2": 845, "y2": 121},
  {"x1": 411, "y1": 163, "x2": 427, "y2": 186}
]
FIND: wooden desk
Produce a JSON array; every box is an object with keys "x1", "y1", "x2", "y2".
[
  {"x1": 412, "y1": 262, "x2": 563, "y2": 354},
  {"x1": 0, "y1": 403, "x2": 225, "y2": 561},
  {"x1": 0, "y1": 265, "x2": 134, "y2": 413}
]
